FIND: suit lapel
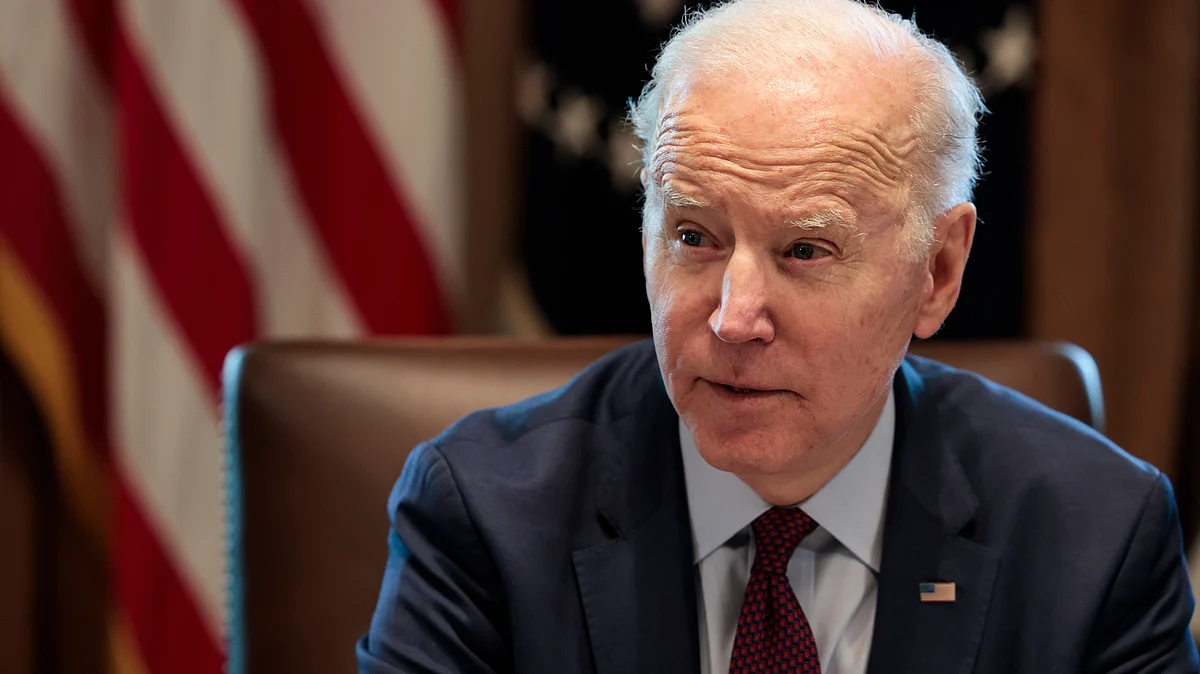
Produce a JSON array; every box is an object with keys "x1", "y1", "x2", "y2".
[
  {"x1": 574, "y1": 503, "x2": 699, "y2": 674},
  {"x1": 573, "y1": 368, "x2": 699, "y2": 674},
  {"x1": 867, "y1": 359, "x2": 1001, "y2": 674},
  {"x1": 866, "y1": 484, "x2": 1000, "y2": 674}
]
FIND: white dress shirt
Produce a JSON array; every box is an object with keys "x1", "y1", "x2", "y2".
[{"x1": 681, "y1": 392, "x2": 895, "y2": 674}]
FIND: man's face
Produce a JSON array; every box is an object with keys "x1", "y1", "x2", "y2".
[{"x1": 643, "y1": 67, "x2": 942, "y2": 482}]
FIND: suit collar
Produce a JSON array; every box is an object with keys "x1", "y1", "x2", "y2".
[
  {"x1": 866, "y1": 356, "x2": 1001, "y2": 674},
  {"x1": 892, "y1": 357, "x2": 980, "y2": 534},
  {"x1": 573, "y1": 351, "x2": 700, "y2": 674},
  {"x1": 591, "y1": 361, "x2": 683, "y2": 538}
]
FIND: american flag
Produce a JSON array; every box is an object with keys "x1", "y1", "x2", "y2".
[
  {"x1": 918, "y1": 582, "x2": 957, "y2": 603},
  {"x1": 0, "y1": 0, "x2": 461, "y2": 671}
]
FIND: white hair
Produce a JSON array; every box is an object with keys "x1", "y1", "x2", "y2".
[{"x1": 628, "y1": 0, "x2": 985, "y2": 259}]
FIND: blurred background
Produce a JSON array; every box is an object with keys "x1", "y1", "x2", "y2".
[{"x1": 0, "y1": 0, "x2": 1196, "y2": 671}]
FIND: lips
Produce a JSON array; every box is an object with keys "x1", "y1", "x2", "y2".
[{"x1": 704, "y1": 378, "x2": 788, "y2": 395}]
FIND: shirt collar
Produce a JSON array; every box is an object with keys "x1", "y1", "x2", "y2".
[{"x1": 680, "y1": 391, "x2": 895, "y2": 572}]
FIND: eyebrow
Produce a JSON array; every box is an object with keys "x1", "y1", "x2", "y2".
[
  {"x1": 785, "y1": 210, "x2": 860, "y2": 235},
  {"x1": 658, "y1": 187, "x2": 862, "y2": 238},
  {"x1": 659, "y1": 183, "x2": 706, "y2": 209}
]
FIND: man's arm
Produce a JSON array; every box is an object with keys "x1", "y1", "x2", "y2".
[
  {"x1": 1086, "y1": 473, "x2": 1200, "y2": 673},
  {"x1": 357, "y1": 442, "x2": 510, "y2": 674}
]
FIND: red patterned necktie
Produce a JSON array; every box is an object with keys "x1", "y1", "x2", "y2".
[{"x1": 729, "y1": 507, "x2": 821, "y2": 673}]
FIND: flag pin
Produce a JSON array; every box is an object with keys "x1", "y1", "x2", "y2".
[{"x1": 919, "y1": 582, "x2": 956, "y2": 603}]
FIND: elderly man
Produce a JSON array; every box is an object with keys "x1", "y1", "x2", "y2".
[{"x1": 358, "y1": 0, "x2": 1198, "y2": 672}]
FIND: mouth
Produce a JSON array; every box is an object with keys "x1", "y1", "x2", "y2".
[
  {"x1": 703, "y1": 379, "x2": 790, "y2": 397},
  {"x1": 725, "y1": 385, "x2": 767, "y2": 394}
]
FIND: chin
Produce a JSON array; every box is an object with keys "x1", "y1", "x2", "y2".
[{"x1": 690, "y1": 423, "x2": 814, "y2": 476}]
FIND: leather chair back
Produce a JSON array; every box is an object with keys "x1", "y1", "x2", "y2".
[{"x1": 222, "y1": 338, "x2": 1103, "y2": 674}]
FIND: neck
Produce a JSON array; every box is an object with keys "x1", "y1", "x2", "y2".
[{"x1": 737, "y1": 392, "x2": 890, "y2": 505}]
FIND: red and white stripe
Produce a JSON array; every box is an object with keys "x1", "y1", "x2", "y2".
[{"x1": 0, "y1": 0, "x2": 461, "y2": 670}]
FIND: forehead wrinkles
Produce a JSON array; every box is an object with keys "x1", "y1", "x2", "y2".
[{"x1": 648, "y1": 108, "x2": 917, "y2": 205}]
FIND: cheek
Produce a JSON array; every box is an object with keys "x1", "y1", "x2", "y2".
[
  {"x1": 649, "y1": 268, "x2": 711, "y2": 349},
  {"x1": 647, "y1": 242, "x2": 719, "y2": 324},
  {"x1": 782, "y1": 268, "x2": 920, "y2": 392},
  {"x1": 841, "y1": 264, "x2": 923, "y2": 337},
  {"x1": 647, "y1": 262, "x2": 723, "y2": 394}
]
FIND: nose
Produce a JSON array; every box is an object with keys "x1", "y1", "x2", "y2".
[{"x1": 709, "y1": 251, "x2": 775, "y2": 344}]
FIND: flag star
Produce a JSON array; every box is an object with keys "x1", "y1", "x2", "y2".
[
  {"x1": 551, "y1": 89, "x2": 605, "y2": 159},
  {"x1": 979, "y1": 5, "x2": 1035, "y2": 94},
  {"x1": 637, "y1": 0, "x2": 686, "y2": 27},
  {"x1": 517, "y1": 60, "x2": 553, "y2": 127},
  {"x1": 952, "y1": 45, "x2": 978, "y2": 82},
  {"x1": 607, "y1": 120, "x2": 642, "y2": 193}
]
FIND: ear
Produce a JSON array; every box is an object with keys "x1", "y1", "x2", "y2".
[{"x1": 913, "y1": 202, "x2": 977, "y2": 339}]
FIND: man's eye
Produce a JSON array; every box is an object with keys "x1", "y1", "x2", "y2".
[
  {"x1": 790, "y1": 242, "x2": 832, "y2": 260},
  {"x1": 681, "y1": 230, "x2": 709, "y2": 247}
]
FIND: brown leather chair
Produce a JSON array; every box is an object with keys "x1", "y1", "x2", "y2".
[{"x1": 222, "y1": 338, "x2": 1104, "y2": 674}]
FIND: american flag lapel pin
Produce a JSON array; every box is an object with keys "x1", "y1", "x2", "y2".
[{"x1": 919, "y1": 582, "x2": 956, "y2": 603}]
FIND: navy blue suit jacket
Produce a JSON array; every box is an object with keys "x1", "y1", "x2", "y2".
[{"x1": 358, "y1": 340, "x2": 1199, "y2": 673}]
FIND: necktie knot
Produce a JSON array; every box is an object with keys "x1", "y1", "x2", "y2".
[
  {"x1": 730, "y1": 506, "x2": 822, "y2": 673},
  {"x1": 750, "y1": 507, "x2": 819, "y2": 575}
]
